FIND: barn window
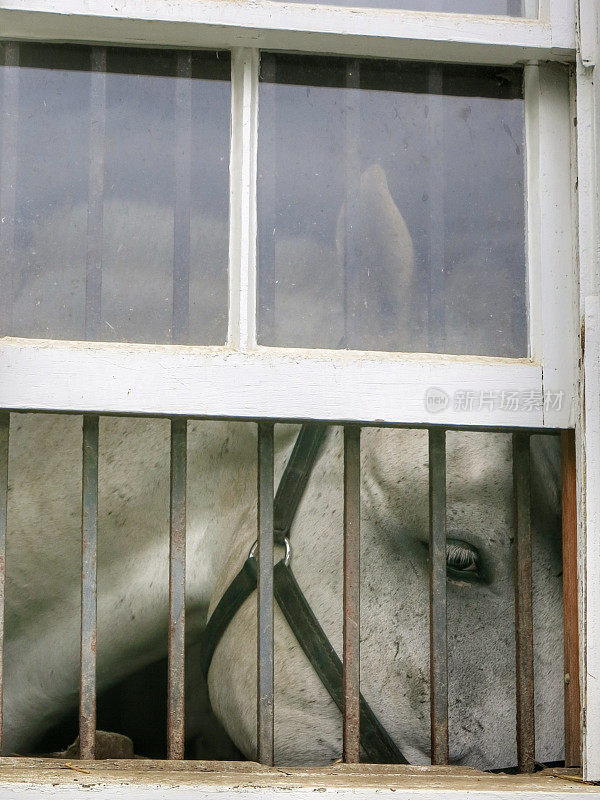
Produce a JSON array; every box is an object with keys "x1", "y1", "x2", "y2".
[{"x1": 0, "y1": 0, "x2": 595, "y2": 796}]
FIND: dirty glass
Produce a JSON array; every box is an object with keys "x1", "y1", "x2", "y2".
[
  {"x1": 257, "y1": 55, "x2": 526, "y2": 357},
  {"x1": 0, "y1": 43, "x2": 230, "y2": 345},
  {"x1": 270, "y1": 0, "x2": 535, "y2": 15}
]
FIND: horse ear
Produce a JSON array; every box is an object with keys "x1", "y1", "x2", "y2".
[{"x1": 335, "y1": 164, "x2": 419, "y2": 350}]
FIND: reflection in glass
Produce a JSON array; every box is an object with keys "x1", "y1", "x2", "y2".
[
  {"x1": 257, "y1": 55, "x2": 526, "y2": 357},
  {"x1": 0, "y1": 43, "x2": 230, "y2": 345},
  {"x1": 268, "y1": 0, "x2": 534, "y2": 15}
]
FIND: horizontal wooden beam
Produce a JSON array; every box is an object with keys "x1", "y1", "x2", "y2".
[
  {"x1": 0, "y1": 0, "x2": 575, "y2": 64},
  {"x1": 0, "y1": 337, "x2": 558, "y2": 427}
]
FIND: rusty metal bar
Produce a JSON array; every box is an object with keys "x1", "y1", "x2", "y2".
[
  {"x1": 513, "y1": 431, "x2": 535, "y2": 773},
  {"x1": 0, "y1": 413, "x2": 9, "y2": 754},
  {"x1": 429, "y1": 426, "x2": 448, "y2": 765},
  {"x1": 343, "y1": 424, "x2": 361, "y2": 763},
  {"x1": 167, "y1": 417, "x2": 187, "y2": 759},
  {"x1": 561, "y1": 429, "x2": 581, "y2": 767},
  {"x1": 257, "y1": 421, "x2": 275, "y2": 765},
  {"x1": 0, "y1": 43, "x2": 19, "y2": 335},
  {"x1": 172, "y1": 51, "x2": 192, "y2": 345},
  {"x1": 85, "y1": 46, "x2": 106, "y2": 341},
  {"x1": 80, "y1": 414, "x2": 99, "y2": 760}
]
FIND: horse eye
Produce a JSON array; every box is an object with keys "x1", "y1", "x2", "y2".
[{"x1": 446, "y1": 539, "x2": 480, "y2": 579}]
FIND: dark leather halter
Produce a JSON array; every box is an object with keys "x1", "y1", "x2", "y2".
[{"x1": 200, "y1": 423, "x2": 408, "y2": 764}]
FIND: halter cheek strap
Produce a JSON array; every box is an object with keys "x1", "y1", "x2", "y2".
[{"x1": 200, "y1": 423, "x2": 408, "y2": 765}]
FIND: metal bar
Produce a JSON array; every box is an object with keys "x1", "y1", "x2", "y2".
[
  {"x1": 257, "y1": 421, "x2": 274, "y2": 765},
  {"x1": 85, "y1": 46, "x2": 106, "y2": 342},
  {"x1": 80, "y1": 414, "x2": 99, "y2": 760},
  {"x1": 172, "y1": 51, "x2": 192, "y2": 345},
  {"x1": 513, "y1": 431, "x2": 535, "y2": 773},
  {"x1": 0, "y1": 412, "x2": 9, "y2": 754},
  {"x1": 167, "y1": 417, "x2": 187, "y2": 759},
  {"x1": 561, "y1": 429, "x2": 581, "y2": 766},
  {"x1": 343, "y1": 424, "x2": 361, "y2": 763},
  {"x1": 0, "y1": 43, "x2": 19, "y2": 335},
  {"x1": 429, "y1": 426, "x2": 448, "y2": 765}
]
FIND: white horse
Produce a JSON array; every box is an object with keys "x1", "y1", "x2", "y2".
[{"x1": 3, "y1": 166, "x2": 562, "y2": 769}]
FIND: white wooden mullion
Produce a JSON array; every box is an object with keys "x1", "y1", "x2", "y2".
[
  {"x1": 228, "y1": 48, "x2": 259, "y2": 351},
  {"x1": 524, "y1": 65, "x2": 542, "y2": 365},
  {"x1": 525, "y1": 63, "x2": 577, "y2": 427},
  {"x1": 535, "y1": 63, "x2": 578, "y2": 427}
]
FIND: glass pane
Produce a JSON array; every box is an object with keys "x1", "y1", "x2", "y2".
[
  {"x1": 257, "y1": 55, "x2": 527, "y2": 358},
  {"x1": 268, "y1": 0, "x2": 535, "y2": 15},
  {"x1": 0, "y1": 43, "x2": 230, "y2": 345}
]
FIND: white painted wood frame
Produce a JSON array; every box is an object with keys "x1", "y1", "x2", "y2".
[
  {"x1": 576, "y1": 0, "x2": 600, "y2": 782},
  {"x1": 0, "y1": 43, "x2": 577, "y2": 429},
  {"x1": 0, "y1": 0, "x2": 576, "y2": 64},
  {"x1": 0, "y1": 1, "x2": 590, "y2": 792}
]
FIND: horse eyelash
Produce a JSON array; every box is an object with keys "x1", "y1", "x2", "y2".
[{"x1": 446, "y1": 542, "x2": 478, "y2": 570}]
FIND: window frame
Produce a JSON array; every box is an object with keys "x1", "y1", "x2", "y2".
[
  {"x1": 0, "y1": 0, "x2": 594, "y2": 791},
  {"x1": 0, "y1": 9, "x2": 578, "y2": 429}
]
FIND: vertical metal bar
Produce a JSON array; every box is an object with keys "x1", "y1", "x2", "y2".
[
  {"x1": 343, "y1": 59, "x2": 360, "y2": 350},
  {"x1": 172, "y1": 51, "x2": 192, "y2": 345},
  {"x1": 85, "y1": 47, "x2": 106, "y2": 341},
  {"x1": 343, "y1": 424, "x2": 361, "y2": 763},
  {"x1": 257, "y1": 421, "x2": 274, "y2": 765},
  {"x1": 167, "y1": 417, "x2": 187, "y2": 759},
  {"x1": 0, "y1": 43, "x2": 19, "y2": 335},
  {"x1": 427, "y1": 65, "x2": 445, "y2": 353},
  {"x1": 513, "y1": 431, "x2": 535, "y2": 773},
  {"x1": 0, "y1": 413, "x2": 9, "y2": 755},
  {"x1": 429, "y1": 427, "x2": 448, "y2": 765},
  {"x1": 80, "y1": 414, "x2": 99, "y2": 760},
  {"x1": 561, "y1": 429, "x2": 581, "y2": 766}
]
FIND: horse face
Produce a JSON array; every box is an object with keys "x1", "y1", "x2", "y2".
[{"x1": 207, "y1": 426, "x2": 562, "y2": 769}]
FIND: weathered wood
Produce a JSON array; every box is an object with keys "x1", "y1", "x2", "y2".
[
  {"x1": 561, "y1": 429, "x2": 581, "y2": 767},
  {"x1": 513, "y1": 432, "x2": 535, "y2": 773},
  {"x1": 0, "y1": 341, "x2": 550, "y2": 428},
  {"x1": 429, "y1": 427, "x2": 448, "y2": 765},
  {"x1": 343, "y1": 424, "x2": 360, "y2": 763},
  {"x1": 0, "y1": 4, "x2": 576, "y2": 66}
]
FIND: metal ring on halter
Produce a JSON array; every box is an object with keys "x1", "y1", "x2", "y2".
[{"x1": 248, "y1": 536, "x2": 291, "y2": 567}]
